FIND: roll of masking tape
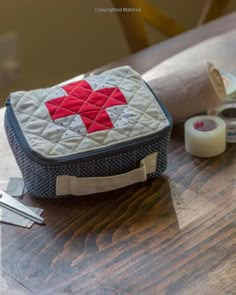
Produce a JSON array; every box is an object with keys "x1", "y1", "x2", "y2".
[
  {"x1": 185, "y1": 115, "x2": 226, "y2": 157},
  {"x1": 208, "y1": 102, "x2": 236, "y2": 143}
]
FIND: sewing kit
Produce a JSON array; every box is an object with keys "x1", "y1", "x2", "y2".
[{"x1": 4, "y1": 66, "x2": 172, "y2": 198}]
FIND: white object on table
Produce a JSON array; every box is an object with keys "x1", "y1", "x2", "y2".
[{"x1": 185, "y1": 115, "x2": 226, "y2": 157}]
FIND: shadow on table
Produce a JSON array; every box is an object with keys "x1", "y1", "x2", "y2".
[
  {"x1": 0, "y1": 176, "x2": 178, "y2": 294},
  {"x1": 25, "y1": 175, "x2": 177, "y2": 240}
]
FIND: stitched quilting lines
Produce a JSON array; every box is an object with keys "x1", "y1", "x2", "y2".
[
  {"x1": 45, "y1": 80, "x2": 127, "y2": 133},
  {"x1": 10, "y1": 66, "x2": 169, "y2": 157}
]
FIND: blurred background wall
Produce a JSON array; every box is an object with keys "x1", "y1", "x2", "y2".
[{"x1": 0, "y1": 0, "x2": 235, "y2": 104}]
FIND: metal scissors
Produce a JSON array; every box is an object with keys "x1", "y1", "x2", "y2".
[{"x1": 0, "y1": 189, "x2": 44, "y2": 225}]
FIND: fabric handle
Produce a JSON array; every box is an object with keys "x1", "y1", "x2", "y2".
[{"x1": 56, "y1": 152, "x2": 158, "y2": 196}]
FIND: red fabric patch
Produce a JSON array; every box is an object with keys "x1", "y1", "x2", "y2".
[{"x1": 45, "y1": 80, "x2": 127, "y2": 133}]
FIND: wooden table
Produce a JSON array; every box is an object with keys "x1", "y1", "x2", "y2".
[{"x1": 1, "y1": 13, "x2": 236, "y2": 295}]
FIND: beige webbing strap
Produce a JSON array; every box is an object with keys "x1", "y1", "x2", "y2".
[{"x1": 56, "y1": 152, "x2": 158, "y2": 196}]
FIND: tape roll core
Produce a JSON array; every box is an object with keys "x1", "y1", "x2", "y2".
[
  {"x1": 193, "y1": 119, "x2": 217, "y2": 131},
  {"x1": 221, "y1": 108, "x2": 236, "y2": 119},
  {"x1": 185, "y1": 115, "x2": 226, "y2": 157}
]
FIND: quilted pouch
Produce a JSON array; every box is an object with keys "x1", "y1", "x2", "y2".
[{"x1": 4, "y1": 66, "x2": 172, "y2": 198}]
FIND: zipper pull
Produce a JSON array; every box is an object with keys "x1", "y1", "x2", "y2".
[{"x1": 5, "y1": 94, "x2": 12, "y2": 107}]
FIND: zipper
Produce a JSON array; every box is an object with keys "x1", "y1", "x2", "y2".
[{"x1": 5, "y1": 85, "x2": 172, "y2": 167}]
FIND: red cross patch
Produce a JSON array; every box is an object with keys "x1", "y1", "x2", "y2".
[{"x1": 45, "y1": 80, "x2": 127, "y2": 133}]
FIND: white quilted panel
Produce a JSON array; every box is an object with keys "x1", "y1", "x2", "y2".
[{"x1": 10, "y1": 66, "x2": 169, "y2": 158}]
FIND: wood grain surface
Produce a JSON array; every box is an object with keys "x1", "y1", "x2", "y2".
[
  {"x1": 1, "y1": 13, "x2": 236, "y2": 295},
  {"x1": 0, "y1": 115, "x2": 235, "y2": 295}
]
